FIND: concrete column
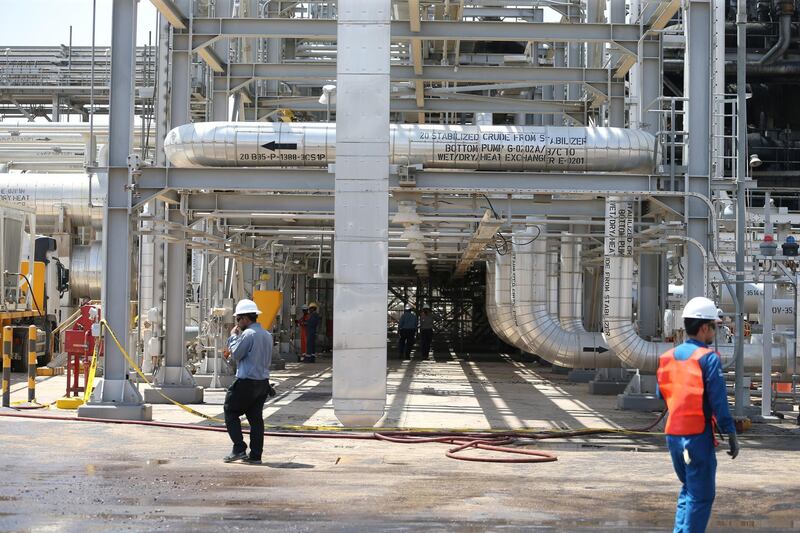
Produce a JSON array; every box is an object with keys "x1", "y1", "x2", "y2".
[
  {"x1": 684, "y1": 0, "x2": 713, "y2": 299},
  {"x1": 79, "y1": 0, "x2": 151, "y2": 420},
  {"x1": 333, "y1": 0, "x2": 390, "y2": 426},
  {"x1": 146, "y1": 205, "x2": 203, "y2": 403}
]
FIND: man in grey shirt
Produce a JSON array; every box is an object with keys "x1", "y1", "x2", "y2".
[{"x1": 222, "y1": 298, "x2": 273, "y2": 464}]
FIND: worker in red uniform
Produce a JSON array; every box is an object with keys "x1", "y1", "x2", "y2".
[
  {"x1": 297, "y1": 305, "x2": 309, "y2": 361},
  {"x1": 657, "y1": 296, "x2": 740, "y2": 532}
]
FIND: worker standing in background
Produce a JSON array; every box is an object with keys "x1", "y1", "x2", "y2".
[
  {"x1": 222, "y1": 298, "x2": 273, "y2": 465},
  {"x1": 657, "y1": 296, "x2": 739, "y2": 532},
  {"x1": 297, "y1": 305, "x2": 309, "y2": 361},
  {"x1": 419, "y1": 305, "x2": 434, "y2": 358},
  {"x1": 303, "y1": 302, "x2": 321, "y2": 363},
  {"x1": 397, "y1": 306, "x2": 418, "y2": 359}
]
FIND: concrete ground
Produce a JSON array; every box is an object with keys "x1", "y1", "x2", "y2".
[{"x1": 1, "y1": 350, "x2": 799, "y2": 531}]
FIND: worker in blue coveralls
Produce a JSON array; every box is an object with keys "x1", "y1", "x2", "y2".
[{"x1": 656, "y1": 296, "x2": 740, "y2": 532}]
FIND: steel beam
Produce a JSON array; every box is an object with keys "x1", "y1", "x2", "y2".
[
  {"x1": 78, "y1": 0, "x2": 151, "y2": 421},
  {"x1": 683, "y1": 0, "x2": 712, "y2": 300},
  {"x1": 184, "y1": 193, "x2": 608, "y2": 217},
  {"x1": 215, "y1": 64, "x2": 612, "y2": 93},
  {"x1": 178, "y1": 19, "x2": 640, "y2": 53},
  {"x1": 246, "y1": 97, "x2": 587, "y2": 118},
  {"x1": 149, "y1": 0, "x2": 187, "y2": 29},
  {"x1": 136, "y1": 167, "x2": 660, "y2": 196}
]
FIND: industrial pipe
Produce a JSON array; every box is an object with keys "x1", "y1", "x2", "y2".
[
  {"x1": 165, "y1": 122, "x2": 658, "y2": 173},
  {"x1": 486, "y1": 262, "x2": 530, "y2": 353},
  {"x1": 558, "y1": 235, "x2": 586, "y2": 333},
  {"x1": 0, "y1": 173, "x2": 104, "y2": 229},
  {"x1": 492, "y1": 254, "x2": 531, "y2": 352},
  {"x1": 70, "y1": 242, "x2": 102, "y2": 300},
  {"x1": 512, "y1": 228, "x2": 618, "y2": 368},
  {"x1": 602, "y1": 197, "x2": 788, "y2": 373},
  {"x1": 758, "y1": 4, "x2": 794, "y2": 65}
]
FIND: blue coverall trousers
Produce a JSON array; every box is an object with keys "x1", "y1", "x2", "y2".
[{"x1": 666, "y1": 425, "x2": 717, "y2": 533}]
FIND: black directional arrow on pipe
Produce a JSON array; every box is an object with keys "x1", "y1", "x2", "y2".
[
  {"x1": 582, "y1": 346, "x2": 609, "y2": 353},
  {"x1": 261, "y1": 141, "x2": 298, "y2": 151}
]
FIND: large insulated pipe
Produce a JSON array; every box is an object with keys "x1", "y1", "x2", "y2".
[
  {"x1": 602, "y1": 197, "x2": 787, "y2": 372},
  {"x1": 559, "y1": 235, "x2": 586, "y2": 333},
  {"x1": 486, "y1": 260, "x2": 527, "y2": 351},
  {"x1": 512, "y1": 228, "x2": 618, "y2": 368},
  {"x1": 0, "y1": 173, "x2": 104, "y2": 228},
  {"x1": 70, "y1": 242, "x2": 102, "y2": 300},
  {"x1": 494, "y1": 252, "x2": 532, "y2": 351},
  {"x1": 165, "y1": 122, "x2": 658, "y2": 173}
]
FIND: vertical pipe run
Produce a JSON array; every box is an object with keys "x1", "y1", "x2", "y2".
[
  {"x1": 2, "y1": 326, "x2": 11, "y2": 407},
  {"x1": 761, "y1": 193, "x2": 773, "y2": 417},
  {"x1": 734, "y1": 0, "x2": 748, "y2": 418},
  {"x1": 27, "y1": 325, "x2": 36, "y2": 402}
]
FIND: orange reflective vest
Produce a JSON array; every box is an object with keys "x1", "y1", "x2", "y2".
[{"x1": 657, "y1": 346, "x2": 714, "y2": 435}]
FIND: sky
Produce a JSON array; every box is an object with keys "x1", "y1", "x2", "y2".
[{"x1": 0, "y1": 0, "x2": 158, "y2": 47}]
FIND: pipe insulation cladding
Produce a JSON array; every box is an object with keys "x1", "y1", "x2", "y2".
[
  {"x1": 0, "y1": 173, "x2": 104, "y2": 229},
  {"x1": 165, "y1": 122, "x2": 658, "y2": 173},
  {"x1": 70, "y1": 242, "x2": 103, "y2": 300},
  {"x1": 602, "y1": 197, "x2": 789, "y2": 373}
]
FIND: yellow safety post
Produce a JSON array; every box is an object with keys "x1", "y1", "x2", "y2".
[
  {"x1": 2, "y1": 326, "x2": 11, "y2": 407},
  {"x1": 27, "y1": 325, "x2": 37, "y2": 403}
]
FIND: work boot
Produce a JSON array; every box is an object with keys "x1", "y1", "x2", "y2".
[
  {"x1": 243, "y1": 456, "x2": 262, "y2": 465},
  {"x1": 223, "y1": 451, "x2": 247, "y2": 463}
]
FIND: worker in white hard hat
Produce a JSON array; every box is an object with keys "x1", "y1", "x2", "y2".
[
  {"x1": 222, "y1": 298, "x2": 273, "y2": 465},
  {"x1": 303, "y1": 302, "x2": 321, "y2": 363},
  {"x1": 419, "y1": 305, "x2": 434, "y2": 358},
  {"x1": 397, "y1": 305, "x2": 418, "y2": 359},
  {"x1": 656, "y1": 296, "x2": 739, "y2": 532}
]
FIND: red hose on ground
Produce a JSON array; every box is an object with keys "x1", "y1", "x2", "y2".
[{"x1": 0, "y1": 409, "x2": 667, "y2": 463}]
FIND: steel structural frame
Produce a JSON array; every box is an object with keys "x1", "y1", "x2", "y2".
[
  {"x1": 213, "y1": 63, "x2": 615, "y2": 95},
  {"x1": 174, "y1": 19, "x2": 640, "y2": 56},
  {"x1": 77, "y1": 0, "x2": 151, "y2": 420}
]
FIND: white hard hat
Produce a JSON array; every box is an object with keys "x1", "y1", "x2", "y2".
[
  {"x1": 681, "y1": 297, "x2": 723, "y2": 322},
  {"x1": 234, "y1": 298, "x2": 261, "y2": 316}
]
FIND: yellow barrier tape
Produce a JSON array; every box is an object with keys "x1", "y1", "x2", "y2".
[
  {"x1": 82, "y1": 337, "x2": 100, "y2": 403},
  {"x1": 97, "y1": 320, "x2": 664, "y2": 437},
  {"x1": 100, "y1": 320, "x2": 226, "y2": 423}
]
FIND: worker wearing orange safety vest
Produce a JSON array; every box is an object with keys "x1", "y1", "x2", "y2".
[{"x1": 657, "y1": 296, "x2": 740, "y2": 533}]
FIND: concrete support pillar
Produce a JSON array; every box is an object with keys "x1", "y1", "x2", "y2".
[
  {"x1": 684, "y1": 0, "x2": 713, "y2": 299},
  {"x1": 146, "y1": 205, "x2": 203, "y2": 403},
  {"x1": 78, "y1": 0, "x2": 151, "y2": 420},
  {"x1": 333, "y1": 0, "x2": 390, "y2": 426}
]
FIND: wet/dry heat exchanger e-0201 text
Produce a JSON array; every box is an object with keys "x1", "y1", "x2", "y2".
[{"x1": 165, "y1": 122, "x2": 657, "y2": 173}]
